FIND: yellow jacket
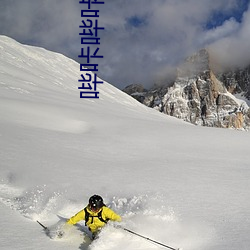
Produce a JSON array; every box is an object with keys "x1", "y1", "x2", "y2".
[{"x1": 67, "y1": 206, "x2": 121, "y2": 233}]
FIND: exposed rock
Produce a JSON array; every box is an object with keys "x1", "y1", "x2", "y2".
[
  {"x1": 217, "y1": 66, "x2": 250, "y2": 99},
  {"x1": 123, "y1": 84, "x2": 147, "y2": 103},
  {"x1": 123, "y1": 84, "x2": 147, "y2": 95},
  {"x1": 123, "y1": 49, "x2": 250, "y2": 130}
]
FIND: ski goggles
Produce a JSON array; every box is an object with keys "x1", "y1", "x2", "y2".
[{"x1": 89, "y1": 204, "x2": 101, "y2": 212}]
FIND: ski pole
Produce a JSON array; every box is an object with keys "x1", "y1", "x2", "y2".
[
  {"x1": 122, "y1": 227, "x2": 180, "y2": 250},
  {"x1": 37, "y1": 220, "x2": 48, "y2": 231}
]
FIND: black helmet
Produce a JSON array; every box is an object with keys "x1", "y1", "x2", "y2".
[{"x1": 89, "y1": 195, "x2": 104, "y2": 210}]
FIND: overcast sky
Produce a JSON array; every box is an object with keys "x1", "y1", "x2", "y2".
[{"x1": 0, "y1": 0, "x2": 249, "y2": 89}]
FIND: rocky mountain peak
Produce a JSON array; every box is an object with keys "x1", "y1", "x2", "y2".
[
  {"x1": 123, "y1": 49, "x2": 250, "y2": 130},
  {"x1": 177, "y1": 49, "x2": 210, "y2": 78}
]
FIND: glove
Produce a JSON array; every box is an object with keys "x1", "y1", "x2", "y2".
[
  {"x1": 55, "y1": 223, "x2": 71, "y2": 238},
  {"x1": 56, "y1": 230, "x2": 64, "y2": 238},
  {"x1": 113, "y1": 223, "x2": 123, "y2": 229}
]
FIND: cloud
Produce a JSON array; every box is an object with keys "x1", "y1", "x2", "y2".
[
  {"x1": 209, "y1": 4, "x2": 250, "y2": 69},
  {"x1": 198, "y1": 17, "x2": 240, "y2": 48},
  {"x1": 96, "y1": 0, "x2": 249, "y2": 88},
  {"x1": 0, "y1": 0, "x2": 249, "y2": 89},
  {"x1": 0, "y1": 0, "x2": 80, "y2": 56}
]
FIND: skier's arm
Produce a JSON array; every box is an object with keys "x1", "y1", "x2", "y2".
[
  {"x1": 104, "y1": 207, "x2": 122, "y2": 222},
  {"x1": 67, "y1": 209, "x2": 85, "y2": 225}
]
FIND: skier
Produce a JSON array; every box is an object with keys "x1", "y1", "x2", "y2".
[{"x1": 66, "y1": 194, "x2": 122, "y2": 239}]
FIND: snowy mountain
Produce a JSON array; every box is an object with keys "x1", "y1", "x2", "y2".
[
  {"x1": 217, "y1": 65, "x2": 250, "y2": 100},
  {"x1": 124, "y1": 49, "x2": 250, "y2": 130},
  {"x1": 1, "y1": 36, "x2": 250, "y2": 250}
]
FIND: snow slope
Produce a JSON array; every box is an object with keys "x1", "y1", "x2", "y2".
[{"x1": 0, "y1": 35, "x2": 250, "y2": 250}]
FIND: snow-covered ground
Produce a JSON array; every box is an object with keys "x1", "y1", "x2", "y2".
[{"x1": 0, "y1": 35, "x2": 250, "y2": 250}]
